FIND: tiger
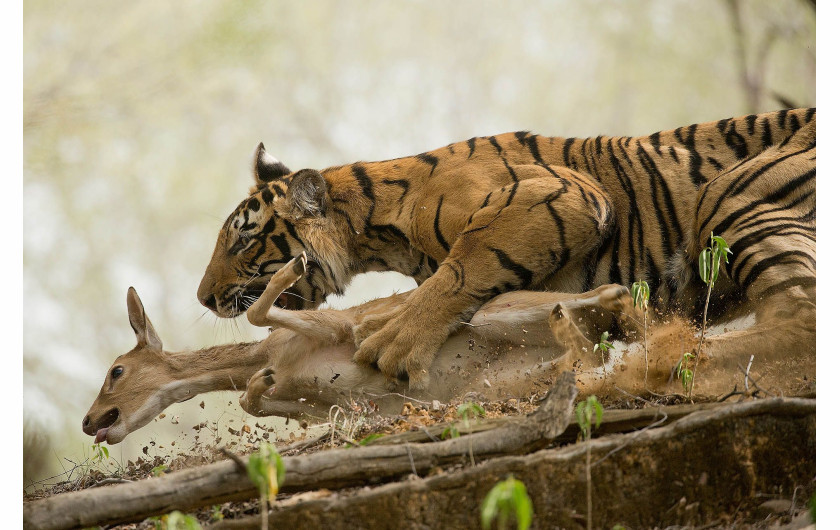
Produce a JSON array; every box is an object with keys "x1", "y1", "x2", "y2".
[{"x1": 197, "y1": 108, "x2": 815, "y2": 389}]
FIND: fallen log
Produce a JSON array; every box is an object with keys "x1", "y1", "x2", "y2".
[
  {"x1": 368, "y1": 400, "x2": 728, "y2": 446},
  {"x1": 217, "y1": 396, "x2": 816, "y2": 529},
  {"x1": 24, "y1": 372, "x2": 578, "y2": 530}
]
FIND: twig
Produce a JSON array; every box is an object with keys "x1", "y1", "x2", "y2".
[
  {"x1": 219, "y1": 448, "x2": 249, "y2": 476},
  {"x1": 717, "y1": 385, "x2": 743, "y2": 403},
  {"x1": 91, "y1": 478, "x2": 133, "y2": 488},
  {"x1": 791, "y1": 485, "x2": 803, "y2": 517},
  {"x1": 362, "y1": 392, "x2": 433, "y2": 406},
  {"x1": 278, "y1": 432, "x2": 330, "y2": 455},
  {"x1": 737, "y1": 364, "x2": 776, "y2": 397},
  {"x1": 419, "y1": 425, "x2": 443, "y2": 443},
  {"x1": 406, "y1": 446, "x2": 418, "y2": 476},
  {"x1": 612, "y1": 385, "x2": 656, "y2": 406},
  {"x1": 459, "y1": 321, "x2": 490, "y2": 328},
  {"x1": 744, "y1": 354, "x2": 754, "y2": 394}
]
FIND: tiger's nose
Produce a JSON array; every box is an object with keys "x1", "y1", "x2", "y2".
[{"x1": 200, "y1": 295, "x2": 218, "y2": 312}]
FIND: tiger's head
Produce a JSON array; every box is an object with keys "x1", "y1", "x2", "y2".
[{"x1": 197, "y1": 143, "x2": 354, "y2": 317}]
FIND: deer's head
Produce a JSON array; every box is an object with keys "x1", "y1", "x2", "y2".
[{"x1": 83, "y1": 288, "x2": 185, "y2": 444}]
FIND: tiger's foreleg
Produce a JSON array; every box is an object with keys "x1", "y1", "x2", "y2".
[{"x1": 353, "y1": 177, "x2": 613, "y2": 389}]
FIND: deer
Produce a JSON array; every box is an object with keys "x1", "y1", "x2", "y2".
[{"x1": 83, "y1": 253, "x2": 641, "y2": 444}]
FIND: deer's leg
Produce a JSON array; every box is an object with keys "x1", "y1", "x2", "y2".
[
  {"x1": 548, "y1": 304, "x2": 594, "y2": 357},
  {"x1": 246, "y1": 253, "x2": 353, "y2": 344},
  {"x1": 548, "y1": 284, "x2": 641, "y2": 356},
  {"x1": 239, "y1": 368, "x2": 324, "y2": 420},
  {"x1": 246, "y1": 253, "x2": 308, "y2": 328},
  {"x1": 239, "y1": 368, "x2": 278, "y2": 417}
]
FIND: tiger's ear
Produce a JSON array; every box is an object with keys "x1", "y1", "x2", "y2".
[
  {"x1": 126, "y1": 287, "x2": 163, "y2": 352},
  {"x1": 253, "y1": 142, "x2": 292, "y2": 184},
  {"x1": 287, "y1": 169, "x2": 328, "y2": 218}
]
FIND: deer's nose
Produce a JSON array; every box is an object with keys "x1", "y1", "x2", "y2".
[{"x1": 82, "y1": 415, "x2": 93, "y2": 435}]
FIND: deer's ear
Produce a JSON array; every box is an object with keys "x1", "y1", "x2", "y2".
[
  {"x1": 287, "y1": 169, "x2": 328, "y2": 218},
  {"x1": 126, "y1": 287, "x2": 163, "y2": 352},
  {"x1": 253, "y1": 142, "x2": 292, "y2": 185}
]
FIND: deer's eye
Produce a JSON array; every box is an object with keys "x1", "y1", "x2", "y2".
[{"x1": 111, "y1": 366, "x2": 124, "y2": 380}]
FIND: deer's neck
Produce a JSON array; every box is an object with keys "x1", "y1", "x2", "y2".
[{"x1": 165, "y1": 341, "x2": 268, "y2": 396}]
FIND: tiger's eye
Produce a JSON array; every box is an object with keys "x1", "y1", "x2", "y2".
[{"x1": 229, "y1": 234, "x2": 251, "y2": 255}]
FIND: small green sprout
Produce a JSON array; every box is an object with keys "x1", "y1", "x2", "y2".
[
  {"x1": 593, "y1": 331, "x2": 614, "y2": 379},
  {"x1": 631, "y1": 280, "x2": 651, "y2": 387},
  {"x1": 151, "y1": 511, "x2": 201, "y2": 530},
  {"x1": 698, "y1": 232, "x2": 732, "y2": 288},
  {"x1": 480, "y1": 476, "x2": 533, "y2": 530},
  {"x1": 576, "y1": 395, "x2": 604, "y2": 530},
  {"x1": 575, "y1": 396, "x2": 604, "y2": 440},
  {"x1": 677, "y1": 352, "x2": 694, "y2": 394},
  {"x1": 691, "y1": 232, "x2": 732, "y2": 400},
  {"x1": 456, "y1": 401, "x2": 486, "y2": 466},
  {"x1": 248, "y1": 442, "x2": 285, "y2": 499},
  {"x1": 247, "y1": 442, "x2": 286, "y2": 530},
  {"x1": 357, "y1": 433, "x2": 385, "y2": 446},
  {"x1": 151, "y1": 464, "x2": 169, "y2": 477},
  {"x1": 91, "y1": 443, "x2": 109, "y2": 464},
  {"x1": 631, "y1": 280, "x2": 650, "y2": 311},
  {"x1": 441, "y1": 425, "x2": 460, "y2": 440},
  {"x1": 457, "y1": 402, "x2": 486, "y2": 430}
]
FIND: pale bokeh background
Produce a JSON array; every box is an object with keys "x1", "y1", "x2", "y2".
[{"x1": 23, "y1": 0, "x2": 815, "y2": 486}]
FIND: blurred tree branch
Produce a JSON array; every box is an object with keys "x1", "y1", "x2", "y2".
[{"x1": 725, "y1": 0, "x2": 813, "y2": 112}]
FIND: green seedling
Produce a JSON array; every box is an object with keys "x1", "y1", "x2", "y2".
[
  {"x1": 151, "y1": 464, "x2": 168, "y2": 477},
  {"x1": 91, "y1": 443, "x2": 109, "y2": 465},
  {"x1": 441, "y1": 425, "x2": 460, "y2": 440},
  {"x1": 150, "y1": 511, "x2": 201, "y2": 530},
  {"x1": 457, "y1": 402, "x2": 486, "y2": 466},
  {"x1": 576, "y1": 395, "x2": 604, "y2": 530},
  {"x1": 690, "y1": 232, "x2": 731, "y2": 400},
  {"x1": 247, "y1": 442, "x2": 286, "y2": 530},
  {"x1": 677, "y1": 352, "x2": 694, "y2": 394},
  {"x1": 357, "y1": 433, "x2": 384, "y2": 446},
  {"x1": 344, "y1": 432, "x2": 386, "y2": 448},
  {"x1": 211, "y1": 505, "x2": 225, "y2": 522},
  {"x1": 631, "y1": 280, "x2": 650, "y2": 387},
  {"x1": 593, "y1": 331, "x2": 614, "y2": 380},
  {"x1": 457, "y1": 402, "x2": 486, "y2": 429},
  {"x1": 480, "y1": 476, "x2": 533, "y2": 530}
]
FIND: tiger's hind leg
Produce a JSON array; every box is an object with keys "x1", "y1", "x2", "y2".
[{"x1": 684, "y1": 122, "x2": 816, "y2": 393}]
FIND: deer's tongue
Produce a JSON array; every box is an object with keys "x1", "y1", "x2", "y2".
[{"x1": 94, "y1": 427, "x2": 108, "y2": 444}]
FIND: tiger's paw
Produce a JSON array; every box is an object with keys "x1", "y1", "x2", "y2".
[
  {"x1": 353, "y1": 308, "x2": 400, "y2": 352},
  {"x1": 354, "y1": 313, "x2": 447, "y2": 391}
]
